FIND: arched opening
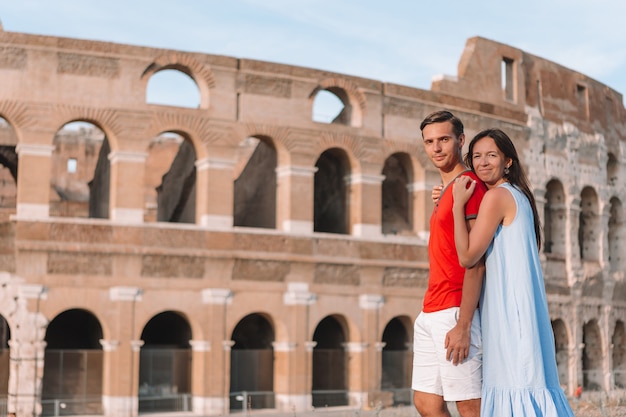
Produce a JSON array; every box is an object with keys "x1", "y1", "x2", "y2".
[
  {"x1": 607, "y1": 152, "x2": 619, "y2": 186},
  {"x1": 50, "y1": 122, "x2": 109, "y2": 219},
  {"x1": 544, "y1": 180, "x2": 566, "y2": 256},
  {"x1": 582, "y1": 320, "x2": 603, "y2": 391},
  {"x1": 144, "y1": 133, "x2": 184, "y2": 222},
  {"x1": 146, "y1": 69, "x2": 200, "y2": 108},
  {"x1": 233, "y1": 137, "x2": 277, "y2": 229},
  {"x1": 314, "y1": 148, "x2": 350, "y2": 234},
  {"x1": 382, "y1": 153, "x2": 412, "y2": 235},
  {"x1": 312, "y1": 315, "x2": 348, "y2": 407},
  {"x1": 150, "y1": 134, "x2": 197, "y2": 224},
  {"x1": 552, "y1": 319, "x2": 569, "y2": 390},
  {"x1": 579, "y1": 186, "x2": 600, "y2": 262},
  {"x1": 381, "y1": 317, "x2": 412, "y2": 405},
  {"x1": 0, "y1": 315, "x2": 10, "y2": 403},
  {"x1": 312, "y1": 90, "x2": 345, "y2": 124},
  {"x1": 42, "y1": 309, "x2": 103, "y2": 416},
  {"x1": 229, "y1": 314, "x2": 275, "y2": 410},
  {"x1": 608, "y1": 197, "x2": 624, "y2": 271},
  {"x1": 139, "y1": 311, "x2": 192, "y2": 413},
  {"x1": 612, "y1": 320, "x2": 626, "y2": 388},
  {"x1": 0, "y1": 117, "x2": 17, "y2": 221}
]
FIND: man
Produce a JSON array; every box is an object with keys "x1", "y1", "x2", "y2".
[{"x1": 412, "y1": 110, "x2": 486, "y2": 417}]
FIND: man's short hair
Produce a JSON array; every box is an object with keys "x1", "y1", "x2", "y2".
[{"x1": 420, "y1": 110, "x2": 464, "y2": 138}]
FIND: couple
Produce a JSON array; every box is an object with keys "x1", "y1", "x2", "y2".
[{"x1": 412, "y1": 110, "x2": 575, "y2": 417}]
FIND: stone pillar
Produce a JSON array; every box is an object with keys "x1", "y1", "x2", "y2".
[
  {"x1": 408, "y1": 173, "x2": 438, "y2": 239},
  {"x1": 15, "y1": 143, "x2": 54, "y2": 219},
  {"x1": 201, "y1": 288, "x2": 232, "y2": 415},
  {"x1": 276, "y1": 165, "x2": 317, "y2": 234},
  {"x1": 567, "y1": 197, "x2": 584, "y2": 286},
  {"x1": 108, "y1": 151, "x2": 147, "y2": 223},
  {"x1": 189, "y1": 340, "x2": 211, "y2": 415},
  {"x1": 350, "y1": 174, "x2": 384, "y2": 238},
  {"x1": 7, "y1": 284, "x2": 47, "y2": 417},
  {"x1": 344, "y1": 342, "x2": 368, "y2": 407},
  {"x1": 277, "y1": 283, "x2": 316, "y2": 412},
  {"x1": 358, "y1": 294, "x2": 385, "y2": 409},
  {"x1": 196, "y1": 158, "x2": 234, "y2": 229},
  {"x1": 103, "y1": 286, "x2": 142, "y2": 417}
]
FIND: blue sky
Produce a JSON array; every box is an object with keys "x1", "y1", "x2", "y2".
[{"x1": 2, "y1": 0, "x2": 626, "y2": 107}]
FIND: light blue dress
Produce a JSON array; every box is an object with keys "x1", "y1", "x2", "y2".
[{"x1": 480, "y1": 183, "x2": 574, "y2": 417}]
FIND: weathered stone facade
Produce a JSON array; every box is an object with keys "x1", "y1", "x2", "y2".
[{"x1": 0, "y1": 27, "x2": 624, "y2": 417}]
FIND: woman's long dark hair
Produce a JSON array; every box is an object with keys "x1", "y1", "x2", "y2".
[{"x1": 464, "y1": 128, "x2": 542, "y2": 250}]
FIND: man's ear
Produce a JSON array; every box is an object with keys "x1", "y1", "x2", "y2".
[{"x1": 458, "y1": 133, "x2": 465, "y2": 148}]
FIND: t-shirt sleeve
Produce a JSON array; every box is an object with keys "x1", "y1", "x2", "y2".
[{"x1": 463, "y1": 173, "x2": 487, "y2": 220}]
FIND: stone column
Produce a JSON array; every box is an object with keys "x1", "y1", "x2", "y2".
[
  {"x1": 344, "y1": 342, "x2": 368, "y2": 407},
  {"x1": 196, "y1": 158, "x2": 234, "y2": 229},
  {"x1": 15, "y1": 143, "x2": 54, "y2": 219},
  {"x1": 7, "y1": 284, "x2": 47, "y2": 417},
  {"x1": 349, "y1": 174, "x2": 384, "y2": 238},
  {"x1": 277, "y1": 283, "x2": 316, "y2": 412},
  {"x1": 108, "y1": 151, "x2": 147, "y2": 223},
  {"x1": 276, "y1": 165, "x2": 317, "y2": 234},
  {"x1": 566, "y1": 196, "x2": 584, "y2": 286},
  {"x1": 189, "y1": 340, "x2": 211, "y2": 415},
  {"x1": 102, "y1": 286, "x2": 142, "y2": 417},
  {"x1": 358, "y1": 294, "x2": 385, "y2": 409},
  {"x1": 201, "y1": 288, "x2": 232, "y2": 415},
  {"x1": 408, "y1": 172, "x2": 439, "y2": 239}
]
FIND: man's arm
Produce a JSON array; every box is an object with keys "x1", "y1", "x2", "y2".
[{"x1": 444, "y1": 218, "x2": 484, "y2": 365}]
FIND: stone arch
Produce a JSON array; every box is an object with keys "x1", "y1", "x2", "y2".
[
  {"x1": 0, "y1": 100, "x2": 38, "y2": 143},
  {"x1": 612, "y1": 320, "x2": 626, "y2": 388},
  {"x1": 582, "y1": 319, "x2": 604, "y2": 391},
  {"x1": 145, "y1": 130, "x2": 198, "y2": 224},
  {"x1": 607, "y1": 152, "x2": 619, "y2": 186},
  {"x1": 50, "y1": 120, "x2": 110, "y2": 219},
  {"x1": 310, "y1": 78, "x2": 367, "y2": 127},
  {"x1": 148, "y1": 112, "x2": 211, "y2": 160},
  {"x1": 141, "y1": 53, "x2": 216, "y2": 109},
  {"x1": 311, "y1": 314, "x2": 349, "y2": 407},
  {"x1": 233, "y1": 135, "x2": 277, "y2": 229},
  {"x1": 544, "y1": 179, "x2": 567, "y2": 257},
  {"x1": 381, "y1": 316, "x2": 412, "y2": 405},
  {"x1": 608, "y1": 197, "x2": 624, "y2": 272},
  {"x1": 230, "y1": 313, "x2": 275, "y2": 410},
  {"x1": 143, "y1": 130, "x2": 197, "y2": 224},
  {"x1": 42, "y1": 308, "x2": 104, "y2": 415},
  {"x1": 552, "y1": 319, "x2": 570, "y2": 390},
  {"x1": 579, "y1": 186, "x2": 600, "y2": 262},
  {"x1": 314, "y1": 147, "x2": 352, "y2": 234},
  {"x1": 0, "y1": 116, "x2": 18, "y2": 220},
  {"x1": 381, "y1": 152, "x2": 413, "y2": 235},
  {"x1": 139, "y1": 311, "x2": 192, "y2": 413}
]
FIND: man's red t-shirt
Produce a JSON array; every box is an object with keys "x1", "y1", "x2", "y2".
[{"x1": 422, "y1": 170, "x2": 487, "y2": 312}]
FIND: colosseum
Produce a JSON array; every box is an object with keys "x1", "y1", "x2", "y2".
[{"x1": 0, "y1": 24, "x2": 624, "y2": 417}]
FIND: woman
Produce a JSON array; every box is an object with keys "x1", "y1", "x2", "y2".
[{"x1": 451, "y1": 129, "x2": 574, "y2": 416}]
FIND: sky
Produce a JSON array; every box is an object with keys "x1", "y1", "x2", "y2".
[{"x1": 2, "y1": 0, "x2": 626, "y2": 108}]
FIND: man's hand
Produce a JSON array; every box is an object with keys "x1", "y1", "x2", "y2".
[{"x1": 444, "y1": 321, "x2": 471, "y2": 365}]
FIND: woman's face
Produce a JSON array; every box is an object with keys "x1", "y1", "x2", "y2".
[{"x1": 471, "y1": 136, "x2": 511, "y2": 188}]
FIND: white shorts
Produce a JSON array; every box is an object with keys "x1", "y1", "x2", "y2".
[{"x1": 411, "y1": 307, "x2": 482, "y2": 401}]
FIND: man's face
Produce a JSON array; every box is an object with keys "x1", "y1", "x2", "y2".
[{"x1": 422, "y1": 121, "x2": 464, "y2": 173}]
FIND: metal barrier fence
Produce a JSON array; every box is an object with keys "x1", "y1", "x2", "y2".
[
  {"x1": 40, "y1": 396, "x2": 103, "y2": 416},
  {"x1": 138, "y1": 394, "x2": 192, "y2": 414},
  {"x1": 312, "y1": 390, "x2": 349, "y2": 408},
  {"x1": 229, "y1": 391, "x2": 274, "y2": 412},
  {"x1": 0, "y1": 397, "x2": 6, "y2": 417}
]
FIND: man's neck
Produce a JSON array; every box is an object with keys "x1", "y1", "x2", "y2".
[{"x1": 440, "y1": 164, "x2": 468, "y2": 187}]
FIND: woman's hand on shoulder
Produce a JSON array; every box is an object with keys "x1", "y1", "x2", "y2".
[{"x1": 452, "y1": 176, "x2": 476, "y2": 206}]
